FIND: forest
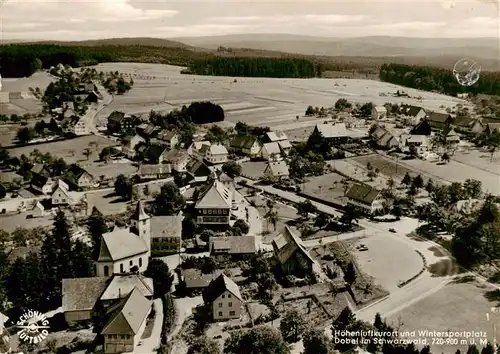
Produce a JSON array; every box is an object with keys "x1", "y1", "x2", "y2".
[
  {"x1": 0, "y1": 44, "x2": 213, "y2": 78},
  {"x1": 379, "y1": 63, "x2": 500, "y2": 96},
  {"x1": 186, "y1": 57, "x2": 319, "y2": 78}
]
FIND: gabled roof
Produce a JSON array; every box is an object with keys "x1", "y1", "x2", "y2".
[
  {"x1": 165, "y1": 149, "x2": 189, "y2": 163},
  {"x1": 265, "y1": 161, "x2": 289, "y2": 177},
  {"x1": 189, "y1": 140, "x2": 211, "y2": 151},
  {"x1": 98, "y1": 228, "x2": 148, "y2": 262},
  {"x1": 182, "y1": 269, "x2": 223, "y2": 289},
  {"x1": 453, "y1": 116, "x2": 475, "y2": 128},
  {"x1": 443, "y1": 126, "x2": 459, "y2": 137},
  {"x1": 426, "y1": 111, "x2": 453, "y2": 123},
  {"x1": 186, "y1": 159, "x2": 212, "y2": 177},
  {"x1": 400, "y1": 105, "x2": 425, "y2": 117},
  {"x1": 262, "y1": 142, "x2": 281, "y2": 155},
  {"x1": 67, "y1": 164, "x2": 92, "y2": 179},
  {"x1": 203, "y1": 274, "x2": 243, "y2": 304},
  {"x1": 315, "y1": 123, "x2": 348, "y2": 138},
  {"x1": 131, "y1": 200, "x2": 149, "y2": 221},
  {"x1": 151, "y1": 214, "x2": 182, "y2": 239},
  {"x1": 346, "y1": 184, "x2": 381, "y2": 205},
  {"x1": 138, "y1": 164, "x2": 171, "y2": 176},
  {"x1": 156, "y1": 129, "x2": 178, "y2": 141},
  {"x1": 376, "y1": 131, "x2": 398, "y2": 147},
  {"x1": 272, "y1": 226, "x2": 315, "y2": 266},
  {"x1": 99, "y1": 274, "x2": 154, "y2": 302},
  {"x1": 31, "y1": 173, "x2": 49, "y2": 188},
  {"x1": 373, "y1": 105, "x2": 387, "y2": 113},
  {"x1": 210, "y1": 236, "x2": 256, "y2": 254},
  {"x1": 209, "y1": 144, "x2": 228, "y2": 155},
  {"x1": 195, "y1": 180, "x2": 231, "y2": 209},
  {"x1": 101, "y1": 287, "x2": 152, "y2": 335},
  {"x1": 108, "y1": 111, "x2": 125, "y2": 123},
  {"x1": 278, "y1": 140, "x2": 292, "y2": 150},
  {"x1": 230, "y1": 135, "x2": 260, "y2": 149},
  {"x1": 486, "y1": 123, "x2": 500, "y2": 133},
  {"x1": 147, "y1": 144, "x2": 169, "y2": 161},
  {"x1": 266, "y1": 131, "x2": 288, "y2": 142},
  {"x1": 62, "y1": 277, "x2": 108, "y2": 312}
]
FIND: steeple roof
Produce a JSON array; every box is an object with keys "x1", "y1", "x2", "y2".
[{"x1": 131, "y1": 200, "x2": 149, "y2": 221}]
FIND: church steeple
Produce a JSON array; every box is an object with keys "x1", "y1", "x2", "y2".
[{"x1": 131, "y1": 200, "x2": 149, "y2": 221}]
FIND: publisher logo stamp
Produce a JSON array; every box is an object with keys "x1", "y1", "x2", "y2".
[{"x1": 16, "y1": 310, "x2": 49, "y2": 344}]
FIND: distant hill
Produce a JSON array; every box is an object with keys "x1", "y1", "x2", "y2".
[{"x1": 174, "y1": 34, "x2": 500, "y2": 63}]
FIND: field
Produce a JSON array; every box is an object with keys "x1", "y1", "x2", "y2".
[
  {"x1": 0, "y1": 72, "x2": 53, "y2": 115},
  {"x1": 302, "y1": 172, "x2": 346, "y2": 205},
  {"x1": 388, "y1": 279, "x2": 500, "y2": 354},
  {"x1": 90, "y1": 62, "x2": 470, "y2": 132},
  {"x1": 7, "y1": 135, "x2": 119, "y2": 164}
]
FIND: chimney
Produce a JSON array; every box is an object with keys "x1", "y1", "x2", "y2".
[{"x1": 119, "y1": 288, "x2": 121, "y2": 298}]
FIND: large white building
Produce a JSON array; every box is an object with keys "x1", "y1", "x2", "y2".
[{"x1": 96, "y1": 201, "x2": 151, "y2": 277}]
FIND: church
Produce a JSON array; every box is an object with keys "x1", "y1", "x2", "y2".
[{"x1": 96, "y1": 201, "x2": 151, "y2": 277}]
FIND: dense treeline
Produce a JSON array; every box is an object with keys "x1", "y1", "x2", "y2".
[
  {"x1": 379, "y1": 63, "x2": 500, "y2": 96},
  {"x1": 0, "y1": 44, "x2": 213, "y2": 78},
  {"x1": 187, "y1": 57, "x2": 318, "y2": 78}
]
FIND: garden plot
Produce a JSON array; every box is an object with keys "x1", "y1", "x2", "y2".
[
  {"x1": 387, "y1": 279, "x2": 500, "y2": 354},
  {"x1": 85, "y1": 190, "x2": 130, "y2": 216},
  {"x1": 302, "y1": 172, "x2": 347, "y2": 205},
  {"x1": 240, "y1": 161, "x2": 267, "y2": 180}
]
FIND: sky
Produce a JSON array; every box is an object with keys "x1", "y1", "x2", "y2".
[{"x1": 0, "y1": 0, "x2": 499, "y2": 41}]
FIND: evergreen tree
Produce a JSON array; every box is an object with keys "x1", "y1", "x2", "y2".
[
  {"x1": 87, "y1": 207, "x2": 108, "y2": 259},
  {"x1": 302, "y1": 328, "x2": 329, "y2": 354},
  {"x1": 374, "y1": 313, "x2": 383, "y2": 330},
  {"x1": 467, "y1": 345, "x2": 479, "y2": 354},
  {"x1": 344, "y1": 262, "x2": 357, "y2": 285},
  {"x1": 71, "y1": 239, "x2": 94, "y2": 278},
  {"x1": 481, "y1": 343, "x2": 494, "y2": 354},
  {"x1": 332, "y1": 307, "x2": 355, "y2": 331}
]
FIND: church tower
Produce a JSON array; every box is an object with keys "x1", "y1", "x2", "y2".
[{"x1": 130, "y1": 200, "x2": 151, "y2": 257}]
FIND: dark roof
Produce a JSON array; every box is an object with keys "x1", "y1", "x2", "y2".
[
  {"x1": 410, "y1": 119, "x2": 432, "y2": 135},
  {"x1": 182, "y1": 269, "x2": 222, "y2": 289},
  {"x1": 426, "y1": 112, "x2": 453, "y2": 123},
  {"x1": 399, "y1": 105, "x2": 425, "y2": 117},
  {"x1": 186, "y1": 159, "x2": 212, "y2": 177},
  {"x1": 108, "y1": 111, "x2": 126, "y2": 123},
  {"x1": 453, "y1": 116, "x2": 475, "y2": 128},
  {"x1": 62, "y1": 277, "x2": 109, "y2": 312},
  {"x1": 230, "y1": 135, "x2": 259, "y2": 149},
  {"x1": 203, "y1": 274, "x2": 243, "y2": 304},
  {"x1": 346, "y1": 184, "x2": 380, "y2": 204},
  {"x1": 131, "y1": 200, "x2": 149, "y2": 221},
  {"x1": 147, "y1": 144, "x2": 168, "y2": 161},
  {"x1": 67, "y1": 164, "x2": 88, "y2": 179},
  {"x1": 31, "y1": 173, "x2": 49, "y2": 188},
  {"x1": 272, "y1": 226, "x2": 315, "y2": 266}
]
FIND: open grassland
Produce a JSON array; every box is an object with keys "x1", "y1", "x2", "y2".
[
  {"x1": 387, "y1": 279, "x2": 500, "y2": 354},
  {"x1": 7, "y1": 135, "x2": 118, "y2": 164},
  {"x1": 91, "y1": 63, "x2": 470, "y2": 132}
]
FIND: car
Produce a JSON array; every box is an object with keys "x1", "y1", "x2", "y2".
[{"x1": 389, "y1": 228, "x2": 396, "y2": 233}]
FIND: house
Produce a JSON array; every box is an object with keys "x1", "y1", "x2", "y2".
[
  {"x1": 485, "y1": 123, "x2": 500, "y2": 135},
  {"x1": 137, "y1": 164, "x2": 171, "y2": 181},
  {"x1": 410, "y1": 119, "x2": 432, "y2": 136},
  {"x1": 150, "y1": 213, "x2": 183, "y2": 254},
  {"x1": 263, "y1": 161, "x2": 289, "y2": 179},
  {"x1": 122, "y1": 134, "x2": 145, "y2": 158},
  {"x1": 405, "y1": 135, "x2": 430, "y2": 154},
  {"x1": 71, "y1": 118, "x2": 90, "y2": 136},
  {"x1": 51, "y1": 179, "x2": 71, "y2": 205},
  {"x1": 399, "y1": 105, "x2": 427, "y2": 125},
  {"x1": 153, "y1": 130, "x2": 179, "y2": 149},
  {"x1": 209, "y1": 236, "x2": 256, "y2": 257},
  {"x1": 310, "y1": 123, "x2": 349, "y2": 145},
  {"x1": 204, "y1": 144, "x2": 228, "y2": 165},
  {"x1": 470, "y1": 119, "x2": 485, "y2": 134},
  {"x1": 96, "y1": 201, "x2": 150, "y2": 277},
  {"x1": 30, "y1": 163, "x2": 50, "y2": 177},
  {"x1": 343, "y1": 116, "x2": 365, "y2": 129},
  {"x1": 147, "y1": 144, "x2": 169, "y2": 164},
  {"x1": 371, "y1": 106, "x2": 387, "y2": 120},
  {"x1": 137, "y1": 124, "x2": 160, "y2": 140},
  {"x1": 188, "y1": 141, "x2": 211, "y2": 159},
  {"x1": 203, "y1": 274, "x2": 244, "y2": 321},
  {"x1": 179, "y1": 269, "x2": 223, "y2": 293},
  {"x1": 107, "y1": 111, "x2": 141, "y2": 134},
  {"x1": 278, "y1": 139, "x2": 292, "y2": 155},
  {"x1": 264, "y1": 131, "x2": 288, "y2": 143},
  {"x1": 426, "y1": 112, "x2": 454, "y2": 130},
  {"x1": 30, "y1": 174, "x2": 53, "y2": 195},
  {"x1": 62, "y1": 277, "x2": 108, "y2": 326},
  {"x1": 230, "y1": 135, "x2": 262, "y2": 157},
  {"x1": 272, "y1": 226, "x2": 316, "y2": 277},
  {"x1": 452, "y1": 116, "x2": 475, "y2": 130},
  {"x1": 371, "y1": 127, "x2": 399, "y2": 149},
  {"x1": 66, "y1": 164, "x2": 95, "y2": 188},
  {"x1": 165, "y1": 149, "x2": 190, "y2": 172},
  {"x1": 345, "y1": 184, "x2": 383, "y2": 214},
  {"x1": 186, "y1": 159, "x2": 212, "y2": 184},
  {"x1": 73, "y1": 92, "x2": 98, "y2": 104},
  {"x1": 195, "y1": 180, "x2": 232, "y2": 226},
  {"x1": 260, "y1": 142, "x2": 282, "y2": 161},
  {"x1": 229, "y1": 135, "x2": 262, "y2": 157},
  {"x1": 442, "y1": 127, "x2": 460, "y2": 143},
  {"x1": 29, "y1": 200, "x2": 46, "y2": 218},
  {"x1": 99, "y1": 274, "x2": 154, "y2": 309},
  {"x1": 101, "y1": 288, "x2": 152, "y2": 354}
]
